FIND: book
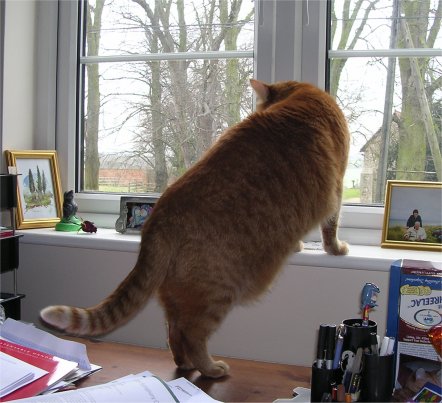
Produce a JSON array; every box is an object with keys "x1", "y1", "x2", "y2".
[
  {"x1": 0, "y1": 339, "x2": 78, "y2": 401},
  {"x1": 386, "y1": 259, "x2": 442, "y2": 401},
  {"x1": 0, "y1": 352, "x2": 48, "y2": 398},
  {"x1": 0, "y1": 227, "x2": 14, "y2": 238}
]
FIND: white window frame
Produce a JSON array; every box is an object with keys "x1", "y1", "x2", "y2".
[{"x1": 49, "y1": 0, "x2": 413, "y2": 245}]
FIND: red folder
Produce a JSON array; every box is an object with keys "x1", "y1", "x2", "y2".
[{"x1": 0, "y1": 339, "x2": 78, "y2": 401}]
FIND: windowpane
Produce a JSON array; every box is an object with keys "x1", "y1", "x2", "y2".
[
  {"x1": 81, "y1": 0, "x2": 254, "y2": 193},
  {"x1": 86, "y1": 0, "x2": 254, "y2": 57},
  {"x1": 330, "y1": 0, "x2": 441, "y2": 204},
  {"x1": 82, "y1": 58, "x2": 253, "y2": 192}
]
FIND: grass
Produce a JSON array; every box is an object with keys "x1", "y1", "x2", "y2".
[
  {"x1": 343, "y1": 187, "x2": 360, "y2": 201},
  {"x1": 387, "y1": 225, "x2": 441, "y2": 243}
]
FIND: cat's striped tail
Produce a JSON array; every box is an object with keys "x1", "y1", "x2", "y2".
[{"x1": 39, "y1": 246, "x2": 168, "y2": 336}]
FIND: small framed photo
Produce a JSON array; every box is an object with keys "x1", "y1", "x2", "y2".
[
  {"x1": 381, "y1": 180, "x2": 442, "y2": 251},
  {"x1": 115, "y1": 196, "x2": 158, "y2": 234},
  {"x1": 5, "y1": 150, "x2": 63, "y2": 229}
]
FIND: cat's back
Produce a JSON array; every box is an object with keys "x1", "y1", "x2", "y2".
[{"x1": 148, "y1": 81, "x2": 348, "y2": 233}]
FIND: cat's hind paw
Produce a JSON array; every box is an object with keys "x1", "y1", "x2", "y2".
[{"x1": 200, "y1": 360, "x2": 230, "y2": 379}]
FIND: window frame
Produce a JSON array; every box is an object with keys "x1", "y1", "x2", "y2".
[{"x1": 52, "y1": 0, "x2": 438, "y2": 244}]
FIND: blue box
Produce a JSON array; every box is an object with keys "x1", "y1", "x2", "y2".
[{"x1": 386, "y1": 259, "x2": 441, "y2": 400}]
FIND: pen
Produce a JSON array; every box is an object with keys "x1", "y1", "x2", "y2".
[
  {"x1": 386, "y1": 337, "x2": 395, "y2": 355},
  {"x1": 325, "y1": 324, "x2": 336, "y2": 369},
  {"x1": 346, "y1": 347, "x2": 363, "y2": 393},
  {"x1": 370, "y1": 332, "x2": 378, "y2": 355},
  {"x1": 332, "y1": 326, "x2": 344, "y2": 369},
  {"x1": 379, "y1": 336, "x2": 390, "y2": 356},
  {"x1": 316, "y1": 324, "x2": 327, "y2": 368},
  {"x1": 349, "y1": 373, "x2": 361, "y2": 394}
]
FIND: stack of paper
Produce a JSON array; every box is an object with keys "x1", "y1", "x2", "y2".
[
  {"x1": 0, "y1": 319, "x2": 101, "y2": 401},
  {"x1": 0, "y1": 352, "x2": 48, "y2": 398},
  {"x1": 0, "y1": 319, "x2": 221, "y2": 402},
  {"x1": 7, "y1": 371, "x2": 222, "y2": 403}
]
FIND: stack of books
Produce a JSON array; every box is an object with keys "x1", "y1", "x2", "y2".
[
  {"x1": 0, "y1": 319, "x2": 101, "y2": 402},
  {"x1": 0, "y1": 319, "x2": 220, "y2": 403}
]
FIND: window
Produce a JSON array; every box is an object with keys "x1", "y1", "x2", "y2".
[
  {"x1": 329, "y1": 0, "x2": 441, "y2": 204},
  {"x1": 79, "y1": 0, "x2": 254, "y2": 194},
  {"x1": 55, "y1": 0, "x2": 440, "y2": 237}
]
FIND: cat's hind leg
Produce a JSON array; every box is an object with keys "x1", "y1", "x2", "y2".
[
  {"x1": 321, "y1": 213, "x2": 349, "y2": 255},
  {"x1": 161, "y1": 292, "x2": 231, "y2": 378},
  {"x1": 179, "y1": 318, "x2": 230, "y2": 378},
  {"x1": 167, "y1": 319, "x2": 195, "y2": 370}
]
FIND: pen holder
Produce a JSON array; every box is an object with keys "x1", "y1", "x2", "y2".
[
  {"x1": 310, "y1": 362, "x2": 342, "y2": 402},
  {"x1": 359, "y1": 353, "x2": 394, "y2": 402},
  {"x1": 341, "y1": 319, "x2": 377, "y2": 371}
]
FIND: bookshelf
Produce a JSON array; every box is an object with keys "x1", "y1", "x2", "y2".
[{"x1": 0, "y1": 174, "x2": 25, "y2": 319}]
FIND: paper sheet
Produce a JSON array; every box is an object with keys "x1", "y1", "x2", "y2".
[
  {"x1": 0, "y1": 319, "x2": 91, "y2": 370},
  {"x1": 0, "y1": 352, "x2": 48, "y2": 398},
  {"x1": 8, "y1": 376, "x2": 180, "y2": 402}
]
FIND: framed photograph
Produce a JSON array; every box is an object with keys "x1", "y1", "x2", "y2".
[
  {"x1": 381, "y1": 180, "x2": 442, "y2": 251},
  {"x1": 115, "y1": 196, "x2": 158, "y2": 233},
  {"x1": 5, "y1": 150, "x2": 63, "y2": 229}
]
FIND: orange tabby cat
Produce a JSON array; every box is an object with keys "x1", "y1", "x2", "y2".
[{"x1": 41, "y1": 79, "x2": 350, "y2": 378}]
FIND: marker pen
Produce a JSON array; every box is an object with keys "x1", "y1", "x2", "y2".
[
  {"x1": 386, "y1": 337, "x2": 395, "y2": 355},
  {"x1": 332, "y1": 333, "x2": 343, "y2": 369},
  {"x1": 379, "y1": 336, "x2": 390, "y2": 356},
  {"x1": 370, "y1": 332, "x2": 378, "y2": 355},
  {"x1": 325, "y1": 324, "x2": 336, "y2": 369},
  {"x1": 316, "y1": 324, "x2": 327, "y2": 368}
]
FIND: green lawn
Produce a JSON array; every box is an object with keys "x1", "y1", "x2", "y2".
[{"x1": 343, "y1": 187, "x2": 360, "y2": 201}]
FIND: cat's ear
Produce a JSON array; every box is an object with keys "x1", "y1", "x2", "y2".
[{"x1": 250, "y1": 79, "x2": 269, "y2": 102}]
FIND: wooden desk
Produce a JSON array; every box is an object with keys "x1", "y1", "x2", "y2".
[{"x1": 72, "y1": 338, "x2": 311, "y2": 402}]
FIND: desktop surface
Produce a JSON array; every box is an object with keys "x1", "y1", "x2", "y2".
[{"x1": 69, "y1": 337, "x2": 311, "y2": 402}]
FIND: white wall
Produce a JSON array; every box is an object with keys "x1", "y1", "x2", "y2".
[
  {"x1": 13, "y1": 242, "x2": 390, "y2": 367},
  {"x1": 2, "y1": 0, "x2": 36, "y2": 153}
]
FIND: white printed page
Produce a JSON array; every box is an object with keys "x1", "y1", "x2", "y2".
[
  {"x1": 0, "y1": 352, "x2": 48, "y2": 398},
  {"x1": 168, "y1": 378, "x2": 222, "y2": 403},
  {"x1": 7, "y1": 376, "x2": 179, "y2": 403}
]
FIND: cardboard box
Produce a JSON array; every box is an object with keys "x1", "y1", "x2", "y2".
[{"x1": 386, "y1": 259, "x2": 441, "y2": 400}]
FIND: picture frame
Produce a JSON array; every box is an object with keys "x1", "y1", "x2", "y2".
[
  {"x1": 115, "y1": 196, "x2": 158, "y2": 234},
  {"x1": 5, "y1": 150, "x2": 63, "y2": 229},
  {"x1": 381, "y1": 180, "x2": 442, "y2": 251}
]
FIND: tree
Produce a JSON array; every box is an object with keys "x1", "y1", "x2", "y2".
[
  {"x1": 42, "y1": 171, "x2": 47, "y2": 195},
  {"x1": 331, "y1": 0, "x2": 441, "y2": 203},
  {"x1": 329, "y1": 0, "x2": 380, "y2": 99},
  {"x1": 36, "y1": 166, "x2": 42, "y2": 194},
  {"x1": 28, "y1": 168, "x2": 35, "y2": 193},
  {"x1": 396, "y1": 0, "x2": 442, "y2": 181},
  {"x1": 84, "y1": 0, "x2": 105, "y2": 190},
  {"x1": 114, "y1": 0, "x2": 253, "y2": 190}
]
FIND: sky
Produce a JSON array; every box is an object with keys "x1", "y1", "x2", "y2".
[{"x1": 389, "y1": 186, "x2": 442, "y2": 225}]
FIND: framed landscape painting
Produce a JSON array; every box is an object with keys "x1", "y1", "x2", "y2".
[
  {"x1": 381, "y1": 180, "x2": 442, "y2": 251},
  {"x1": 5, "y1": 150, "x2": 63, "y2": 229}
]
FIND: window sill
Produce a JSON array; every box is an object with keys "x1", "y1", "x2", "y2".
[{"x1": 17, "y1": 228, "x2": 441, "y2": 272}]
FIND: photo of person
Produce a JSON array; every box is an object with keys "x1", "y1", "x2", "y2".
[
  {"x1": 406, "y1": 209, "x2": 422, "y2": 228},
  {"x1": 382, "y1": 181, "x2": 442, "y2": 250},
  {"x1": 403, "y1": 221, "x2": 427, "y2": 242}
]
